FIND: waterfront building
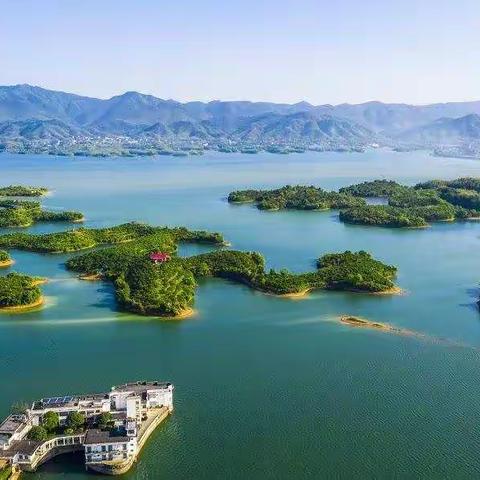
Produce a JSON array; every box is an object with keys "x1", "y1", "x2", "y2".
[{"x1": 0, "y1": 381, "x2": 173, "y2": 475}]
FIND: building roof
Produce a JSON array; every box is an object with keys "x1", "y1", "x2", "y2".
[
  {"x1": 0, "y1": 415, "x2": 27, "y2": 435},
  {"x1": 84, "y1": 429, "x2": 131, "y2": 445},
  {"x1": 149, "y1": 252, "x2": 170, "y2": 261},
  {"x1": 111, "y1": 381, "x2": 172, "y2": 394},
  {"x1": 2, "y1": 439, "x2": 41, "y2": 457}
]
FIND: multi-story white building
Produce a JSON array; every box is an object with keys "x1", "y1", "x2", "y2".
[{"x1": 0, "y1": 381, "x2": 174, "y2": 475}]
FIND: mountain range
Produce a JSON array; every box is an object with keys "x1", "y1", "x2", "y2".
[{"x1": 0, "y1": 84, "x2": 479, "y2": 157}]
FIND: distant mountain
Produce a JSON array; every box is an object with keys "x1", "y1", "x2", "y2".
[
  {"x1": 396, "y1": 114, "x2": 480, "y2": 145},
  {"x1": 0, "y1": 119, "x2": 83, "y2": 141},
  {"x1": 332, "y1": 101, "x2": 480, "y2": 133},
  {"x1": 0, "y1": 84, "x2": 479, "y2": 156},
  {"x1": 233, "y1": 112, "x2": 375, "y2": 146}
]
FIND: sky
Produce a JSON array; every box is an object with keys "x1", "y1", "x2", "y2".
[{"x1": 1, "y1": 0, "x2": 479, "y2": 105}]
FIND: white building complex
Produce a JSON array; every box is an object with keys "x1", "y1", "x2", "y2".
[{"x1": 0, "y1": 381, "x2": 174, "y2": 475}]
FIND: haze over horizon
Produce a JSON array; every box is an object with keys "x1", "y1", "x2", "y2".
[{"x1": 1, "y1": 0, "x2": 479, "y2": 105}]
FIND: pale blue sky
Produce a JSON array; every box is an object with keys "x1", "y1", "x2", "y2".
[{"x1": 1, "y1": 0, "x2": 479, "y2": 104}]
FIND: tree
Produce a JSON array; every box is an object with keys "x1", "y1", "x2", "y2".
[
  {"x1": 27, "y1": 425, "x2": 48, "y2": 441},
  {"x1": 97, "y1": 412, "x2": 114, "y2": 430},
  {"x1": 66, "y1": 411, "x2": 85, "y2": 431},
  {"x1": 42, "y1": 411, "x2": 60, "y2": 433}
]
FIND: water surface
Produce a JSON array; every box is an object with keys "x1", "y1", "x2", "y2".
[{"x1": 1, "y1": 150, "x2": 480, "y2": 479}]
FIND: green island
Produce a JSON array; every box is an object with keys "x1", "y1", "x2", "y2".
[
  {"x1": 0, "y1": 185, "x2": 48, "y2": 197},
  {"x1": 228, "y1": 185, "x2": 365, "y2": 210},
  {"x1": 0, "y1": 250, "x2": 13, "y2": 267},
  {"x1": 0, "y1": 272, "x2": 46, "y2": 312},
  {"x1": 0, "y1": 223, "x2": 398, "y2": 317},
  {"x1": 0, "y1": 198, "x2": 84, "y2": 228},
  {"x1": 229, "y1": 178, "x2": 480, "y2": 228},
  {"x1": 68, "y1": 246, "x2": 398, "y2": 317}
]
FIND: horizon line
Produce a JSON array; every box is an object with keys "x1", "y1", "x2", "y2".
[{"x1": 3, "y1": 83, "x2": 480, "y2": 109}]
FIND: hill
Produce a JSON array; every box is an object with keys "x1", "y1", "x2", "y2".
[{"x1": 0, "y1": 84, "x2": 479, "y2": 156}]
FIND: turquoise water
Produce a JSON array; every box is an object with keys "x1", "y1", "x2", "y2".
[{"x1": 2, "y1": 150, "x2": 480, "y2": 478}]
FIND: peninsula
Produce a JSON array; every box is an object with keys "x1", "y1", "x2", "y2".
[
  {"x1": 0, "y1": 221, "x2": 398, "y2": 317},
  {"x1": 0, "y1": 381, "x2": 174, "y2": 476}
]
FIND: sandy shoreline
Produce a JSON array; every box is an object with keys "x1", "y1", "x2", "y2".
[
  {"x1": 0, "y1": 296, "x2": 44, "y2": 313},
  {"x1": 0, "y1": 259, "x2": 14, "y2": 268},
  {"x1": 79, "y1": 273, "x2": 103, "y2": 281}
]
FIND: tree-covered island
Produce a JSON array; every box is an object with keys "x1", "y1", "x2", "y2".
[
  {"x1": 0, "y1": 185, "x2": 48, "y2": 197},
  {"x1": 0, "y1": 249, "x2": 13, "y2": 267},
  {"x1": 0, "y1": 198, "x2": 84, "y2": 228},
  {"x1": 228, "y1": 185, "x2": 365, "y2": 210},
  {"x1": 229, "y1": 177, "x2": 480, "y2": 228},
  {"x1": 0, "y1": 272, "x2": 45, "y2": 312},
  {"x1": 0, "y1": 222, "x2": 399, "y2": 317},
  {"x1": 0, "y1": 185, "x2": 84, "y2": 227}
]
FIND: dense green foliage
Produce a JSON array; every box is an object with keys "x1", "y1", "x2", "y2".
[
  {"x1": 97, "y1": 412, "x2": 114, "y2": 430},
  {"x1": 228, "y1": 185, "x2": 365, "y2": 210},
  {"x1": 116, "y1": 259, "x2": 197, "y2": 316},
  {"x1": 67, "y1": 241, "x2": 398, "y2": 315},
  {"x1": 0, "y1": 197, "x2": 83, "y2": 227},
  {"x1": 0, "y1": 185, "x2": 48, "y2": 196},
  {"x1": 27, "y1": 425, "x2": 48, "y2": 441},
  {"x1": 0, "y1": 222, "x2": 225, "y2": 253},
  {"x1": 235, "y1": 178, "x2": 480, "y2": 228},
  {"x1": 0, "y1": 273, "x2": 42, "y2": 308},
  {"x1": 66, "y1": 411, "x2": 85, "y2": 431},
  {"x1": 317, "y1": 251, "x2": 397, "y2": 291},
  {"x1": 339, "y1": 180, "x2": 407, "y2": 198},
  {"x1": 0, "y1": 250, "x2": 10, "y2": 263},
  {"x1": 42, "y1": 411, "x2": 60, "y2": 433},
  {"x1": 339, "y1": 178, "x2": 480, "y2": 227}
]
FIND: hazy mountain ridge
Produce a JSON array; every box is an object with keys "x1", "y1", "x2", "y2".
[{"x1": 0, "y1": 84, "x2": 479, "y2": 157}]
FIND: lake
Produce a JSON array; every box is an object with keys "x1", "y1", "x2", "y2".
[{"x1": 2, "y1": 149, "x2": 480, "y2": 479}]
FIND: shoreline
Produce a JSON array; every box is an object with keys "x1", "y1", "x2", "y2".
[
  {"x1": 0, "y1": 296, "x2": 44, "y2": 313},
  {"x1": 79, "y1": 273, "x2": 103, "y2": 281},
  {"x1": 0, "y1": 259, "x2": 14, "y2": 268},
  {"x1": 369, "y1": 286, "x2": 404, "y2": 295},
  {"x1": 339, "y1": 315, "x2": 391, "y2": 331}
]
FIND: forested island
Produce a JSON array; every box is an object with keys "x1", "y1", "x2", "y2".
[
  {"x1": 229, "y1": 177, "x2": 480, "y2": 228},
  {"x1": 0, "y1": 250, "x2": 12, "y2": 267},
  {"x1": 0, "y1": 185, "x2": 83, "y2": 227},
  {"x1": 0, "y1": 185, "x2": 48, "y2": 197},
  {"x1": 0, "y1": 272, "x2": 45, "y2": 312},
  {"x1": 228, "y1": 186, "x2": 365, "y2": 210},
  {"x1": 0, "y1": 222, "x2": 398, "y2": 317}
]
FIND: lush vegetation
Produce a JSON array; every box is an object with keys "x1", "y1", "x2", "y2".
[
  {"x1": 0, "y1": 222, "x2": 225, "y2": 253},
  {"x1": 339, "y1": 179, "x2": 408, "y2": 198},
  {"x1": 66, "y1": 411, "x2": 85, "y2": 432},
  {"x1": 67, "y1": 238, "x2": 398, "y2": 315},
  {"x1": 0, "y1": 215, "x2": 398, "y2": 316},
  {"x1": 233, "y1": 178, "x2": 480, "y2": 228},
  {"x1": 0, "y1": 185, "x2": 48, "y2": 197},
  {"x1": 317, "y1": 251, "x2": 397, "y2": 292},
  {"x1": 0, "y1": 198, "x2": 83, "y2": 227},
  {"x1": 0, "y1": 273, "x2": 43, "y2": 308},
  {"x1": 228, "y1": 185, "x2": 365, "y2": 211},
  {"x1": 0, "y1": 250, "x2": 10, "y2": 263},
  {"x1": 27, "y1": 425, "x2": 49, "y2": 441},
  {"x1": 42, "y1": 411, "x2": 60, "y2": 432}
]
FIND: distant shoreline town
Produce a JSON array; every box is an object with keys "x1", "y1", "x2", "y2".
[{"x1": 0, "y1": 85, "x2": 479, "y2": 159}]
